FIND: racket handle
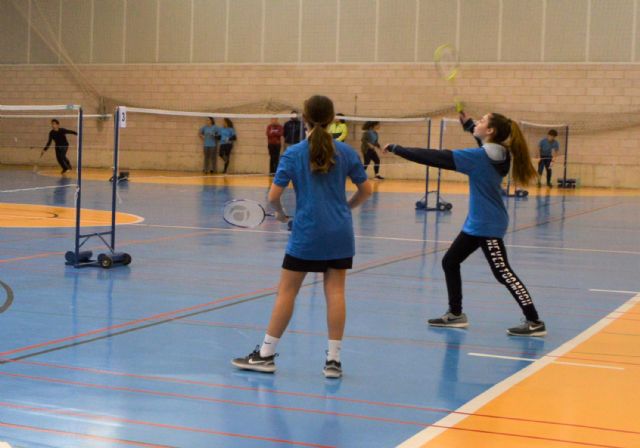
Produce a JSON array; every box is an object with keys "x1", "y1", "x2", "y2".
[{"x1": 266, "y1": 212, "x2": 291, "y2": 220}]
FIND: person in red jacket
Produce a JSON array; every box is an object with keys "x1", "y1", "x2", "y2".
[{"x1": 266, "y1": 118, "x2": 284, "y2": 175}]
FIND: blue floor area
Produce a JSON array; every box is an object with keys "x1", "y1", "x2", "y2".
[{"x1": 1, "y1": 169, "x2": 639, "y2": 447}]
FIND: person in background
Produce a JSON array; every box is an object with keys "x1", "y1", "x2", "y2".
[
  {"x1": 361, "y1": 121, "x2": 384, "y2": 180},
  {"x1": 283, "y1": 110, "x2": 304, "y2": 152},
  {"x1": 329, "y1": 113, "x2": 348, "y2": 142},
  {"x1": 42, "y1": 119, "x2": 77, "y2": 175},
  {"x1": 199, "y1": 117, "x2": 219, "y2": 174},
  {"x1": 266, "y1": 118, "x2": 284, "y2": 176},
  {"x1": 217, "y1": 118, "x2": 237, "y2": 174},
  {"x1": 537, "y1": 129, "x2": 560, "y2": 188}
]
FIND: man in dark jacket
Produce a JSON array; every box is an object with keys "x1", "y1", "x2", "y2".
[
  {"x1": 283, "y1": 111, "x2": 304, "y2": 151},
  {"x1": 43, "y1": 119, "x2": 77, "y2": 174}
]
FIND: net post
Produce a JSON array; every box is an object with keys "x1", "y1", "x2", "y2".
[
  {"x1": 434, "y1": 119, "x2": 446, "y2": 209},
  {"x1": 505, "y1": 170, "x2": 512, "y2": 196},
  {"x1": 561, "y1": 124, "x2": 570, "y2": 186},
  {"x1": 423, "y1": 118, "x2": 432, "y2": 206},
  {"x1": 110, "y1": 107, "x2": 121, "y2": 251},
  {"x1": 72, "y1": 107, "x2": 84, "y2": 268}
]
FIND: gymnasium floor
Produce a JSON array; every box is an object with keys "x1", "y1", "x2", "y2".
[{"x1": 0, "y1": 166, "x2": 639, "y2": 448}]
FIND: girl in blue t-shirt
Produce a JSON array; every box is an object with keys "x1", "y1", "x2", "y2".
[
  {"x1": 217, "y1": 118, "x2": 236, "y2": 174},
  {"x1": 232, "y1": 95, "x2": 372, "y2": 378},
  {"x1": 198, "y1": 117, "x2": 219, "y2": 173},
  {"x1": 385, "y1": 112, "x2": 546, "y2": 337}
]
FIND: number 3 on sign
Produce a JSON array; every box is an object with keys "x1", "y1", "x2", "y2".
[{"x1": 119, "y1": 107, "x2": 127, "y2": 128}]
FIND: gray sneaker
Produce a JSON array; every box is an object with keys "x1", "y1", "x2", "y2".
[
  {"x1": 231, "y1": 346, "x2": 277, "y2": 373},
  {"x1": 507, "y1": 319, "x2": 547, "y2": 337},
  {"x1": 323, "y1": 359, "x2": 342, "y2": 379},
  {"x1": 428, "y1": 311, "x2": 469, "y2": 328}
]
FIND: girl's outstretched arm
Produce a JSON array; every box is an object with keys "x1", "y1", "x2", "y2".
[{"x1": 384, "y1": 144, "x2": 456, "y2": 170}]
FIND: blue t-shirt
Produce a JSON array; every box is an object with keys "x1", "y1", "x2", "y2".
[
  {"x1": 200, "y1": 125, "x2": 219, "y2": 147},
  {"x1": 361, "y1": 130, "x2": 379, "y2": 152},
  {"x1": 218, "y1": 127, "x2": 236, "y2": 144},
  {"x1": 273, "y1": 140, "x2": 368, "y2": 260},
  {"x1": 538, "y1": 138, "x2": 559, "y2": 157},
  {"x1": 452, "y1": 148, "x2": 509, "y2": 238}
]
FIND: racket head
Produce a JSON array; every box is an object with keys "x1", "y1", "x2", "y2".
[
  {"x1": 434, "y1": 44, "x2": 460, "y2": 81},
  {"x1": 223, "y1": 199, "x2": 267, "y2": 228}
]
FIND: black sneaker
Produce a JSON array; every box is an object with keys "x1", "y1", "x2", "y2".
[
  {"x1": 323, "y1": 359, "x2": 342, "y2": 378},
  {"x1": 375, "y1": 175, "x2": 385, "y2": 180},
  {"x1": 231, "y1": 346, "x2": 277, "y2": 373},
  {"x1": 507, "y1": 320, "x2": 547, "y2": 337},
  {"x1": 428, "y1": 310, "x2": 469, "y2": 328}
]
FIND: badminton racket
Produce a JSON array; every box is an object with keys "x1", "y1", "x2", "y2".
[
  {"x1": 434, "y1": 44, "x2": 464, "y2": 113},
  {"x1": 33, "y1": 149, "x2": 44, "y2": 173},
  {"x1": 223, "y1": 199, "x2": 288, "y2": 228}
]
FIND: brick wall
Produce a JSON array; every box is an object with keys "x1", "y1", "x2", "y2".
[{"x1": 1, "y1": 63, "x2": 638, "y2": 188}]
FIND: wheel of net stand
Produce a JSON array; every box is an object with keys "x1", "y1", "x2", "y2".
[{"x1": 98, "y1": 252, "x2": 131, "y2": 269}]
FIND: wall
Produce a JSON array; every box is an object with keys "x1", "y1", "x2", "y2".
[
  {"x1": 2, "y1": 0, "x2": 639, "y2": 65},
  {"x1": 1, "y1": 63, "x2": 639, "y2": 188},
  {"x1": 1, "y1": 0, "x2": 639, "y2": 187}
]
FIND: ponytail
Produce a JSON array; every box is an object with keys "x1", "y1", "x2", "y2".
[
  {"x1": 488, "y1": 113, "x2": 537, "y2": 185},
  {"x1": 309, "y1": 122, "x2": 335, "y2": 174},
  {"x1": 303, "y1": 95, "x2": 336, "y2": 174},
  {"x1": 507, "y1": 121, "x2": 536, "y2": 185}
]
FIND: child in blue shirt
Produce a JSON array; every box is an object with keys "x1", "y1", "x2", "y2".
[
  {"x1": 198, "y1": 117, "x2": 219, "y2": 173},
  {"x1": 385, "y1": 112, "x2": 546, "y2": 337},
  {"x1": 232, "y1": 95, "x2": 372, "y2": 378},
  {"x1": 216, "y1": 118, "x2": 237, "y2": 174},
  {"x1": 361, "y1": 121, "x2": 384, "y2": 179},
  {"x1": 537, "y1": 129, "x2": 560, "y2": 187}
]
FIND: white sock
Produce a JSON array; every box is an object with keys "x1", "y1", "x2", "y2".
[
  {"x1": 260, "y1": 334, "x2": 280, "y2": 357},
  {"x1": 327, "y1": 339, "x2": 342, "y2": 362}
]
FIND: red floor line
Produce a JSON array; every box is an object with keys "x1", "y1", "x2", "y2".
[
  {"x1": 0, "y1": 285, "x2": 278, "y2": 357},
  {"x1": 177, "y1": 319, "x2": 640, "y2": 367},
  {"x1": 0, "y1": 238, "x2": 438, "y2": 358},
  {"x1": 0, "y1": 250, "x2": 66, "y2": 264},
  {"x1": 0, "y1": 201, "x2": 620, "y2": 358},
  {"x1": 0, "y1": 420, "x2": 175, "y2": 448},
  {"x1": 0, "y1": 398, "x2": 623, "y2": 448},
  {"x1": 0, "y1": 371, "x2": 440, "y2": 426},
  {"x1": 1, "y1": 365, "x2": 638, "y2": 436},
  {"x1": 0, "y1": 401, "x2": 335, "y2": 448}
]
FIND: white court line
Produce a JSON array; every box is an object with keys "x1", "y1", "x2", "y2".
[
  {"x1": 396, "y1": 292, "x2": 640, "y2": 448},
  {"x1": 127, "y1": 223, "x2": 640, "y2": 255},
  {"x1": 468, "y1": 352, "x2": 625, "y2": 371},
  {"x1": 590, "y1": 289, "x2": 640, "y2": 295},
  {"x1": 0, "y1": 185, "x2": 78, "y2": 194}
]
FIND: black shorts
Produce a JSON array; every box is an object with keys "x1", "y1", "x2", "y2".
[{"x1": 282, "y1": 254, "x2": 353, "y2": 272}]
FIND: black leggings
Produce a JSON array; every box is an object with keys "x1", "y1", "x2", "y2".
[
  {"x1": 219, "y1": 143, "x2": 233, "y2": 173},
  {"x1": 55, "y1": 146, "x2": 72, "y2": 171},
  {"x1": 268, "y1": 143, "x2": 281, "y2": 174},
  {"x1": 538, "y1": 158, "x2": 552, "y2": 184},
  {"x1": 442, "y1": 232, "x2": 540, "y2": 322},
  {"x1": 362, "y1": 149, "x2": 380, "y2": 175}
]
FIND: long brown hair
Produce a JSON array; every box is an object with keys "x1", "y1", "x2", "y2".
[
  {"x1": 304, "y1": 95, "x2": 335, "y2": 174},
  {"x1": 488, "y1": 113, "x2": 536, "y2": 185}
]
